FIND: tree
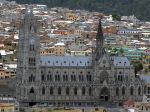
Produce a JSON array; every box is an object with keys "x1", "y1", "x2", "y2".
[
  {"x1": 119, "y1": 48, "x2": 124, "y2": 56},
  {"x1": 131, "y1": 60, "x2": 143, "y2": 75},
  {"x1": 112, "y1": 13, "x2": 121, "y2": 21}
]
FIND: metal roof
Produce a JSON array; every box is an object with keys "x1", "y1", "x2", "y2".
[
  {"x1": 112, "y1": 56, "x2": 130, "y2": 67},
  {"x1": 140, "y1": 75, "x2": 150, "y2": 84},
  {"x1": 40, "y1": 56, "x2": 92, "y2": 67}
]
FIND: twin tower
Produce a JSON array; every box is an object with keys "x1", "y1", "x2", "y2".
[{"x1": 16, "y1": 8, "x2": 143, "y2": 106}]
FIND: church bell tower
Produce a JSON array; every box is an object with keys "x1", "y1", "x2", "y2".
[{"x1": 16, "y1": 7, "x2": 41, "y2": 105}]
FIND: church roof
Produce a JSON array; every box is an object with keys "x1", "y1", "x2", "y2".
[
  {"x1": 140, "y1": 75, "x2": 150, "y2": 84},
  {"x1": 112, "y1": 56, "x2": 131, "y2": 67},
  {"x1": 40, "y1": 56, "x2": 92, "y2": 67}
]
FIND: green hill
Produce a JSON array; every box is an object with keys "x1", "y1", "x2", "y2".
[{"x1": 7, "y1": 0, "x2": 150, "y2": 21}]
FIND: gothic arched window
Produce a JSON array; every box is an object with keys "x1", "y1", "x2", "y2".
[
  {"x1": 122, "y1": 87, "x2": 125, "y2": 95},
  {"x1": 126, "y1": 75, "x2": 128, "y2": 81},
  {"x1": 28, "y1": 57, "x2": 36, "y2": 66},
  {"x1": 58, "y1": 75, "x2": 60, "y2": 81},
  {"x1": 71, "y1": 75, "x2": 73, "y2": 81},
  {"x1": 55, "y1": 75, "x2": 57, "y2": 81},
  {"x1": 74, "y1": 75, "x2": 76, "y2": 81},
  {"x1": 74, "y1": 87, "x2": 77, "y2": 95},
  {"x1": 121, "y1": 75, "x2": 123, "y2": 81},
  {"x1": 144, "y1": 86, "x2": 146, "y2": 94},
  {"x1": 116, "y1": 87, "x2": 119, "y2": 96},
  {"x1": 29, "y1": 74, "x2": 35, "y2": 82},
  {"x1": 89, "y1": 87, "x2": 92, "y2": 96},
  {"x1": 42, "y1": 87, "x2": 45, "y2": 95},
  {"x1": 148, "y1": 87, "x2": 150, "y2": 94},
  {"x1": 63, "y1": 75, "x2": 65, "y2": 81},
  {"x1": 49, "y1": 75, "x2": 52, "y2": 81},
  {"x1": 58, "y1": 87, "x2": 61, "y2": 95},
  {"x1": 82, "y1": 87, "x2": 86, "y2": 95},
  {"x1": 47, "y1": 75, "x2": 49, "y2": 81},
  {"x1": 41, "y1": 75, "x2": 45, "y2": 81},
  {"x1": 66, "y1": 75, "x2": 68, "y2": 81},
  {"x1": 79, "y1": 75, "x2": 82, "y2": 82},
  {"x1": 130, "y1": 86, "x2": 134, "y2": 96},
  {"x1": 118, "y1": 75, "x2": 120, "y2": 81},
  {"x1": 138, "y1": 87, "x2": 141, "y2": 95},
  {"x1": 50, "y1": 87, "x2": 53, "y2": 95},
  {"x1": 66, "y1": 87, "x2": 69, "y2": 95},
  {"x1": 30, "y1": 87, "x2": 35, "y2": 93}
]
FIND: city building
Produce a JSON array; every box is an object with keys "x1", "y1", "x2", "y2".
[{"x1": 16, "y1": 8, "x2": 144, "y2": 107}]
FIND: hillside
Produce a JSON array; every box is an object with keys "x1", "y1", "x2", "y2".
[{"x1": 7, "y1": 0, "x2": 150, "y2": 21}]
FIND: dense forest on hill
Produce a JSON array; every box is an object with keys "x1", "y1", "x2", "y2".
[{"x1": 7, "y1": 0, "x2": 150, "y2": 21}]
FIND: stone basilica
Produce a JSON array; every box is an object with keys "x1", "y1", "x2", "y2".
[{"x1": 16, "y1": 8, "x2": 144, "y2": 106}]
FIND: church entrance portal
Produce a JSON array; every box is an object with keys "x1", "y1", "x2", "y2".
[
  {"x1": 28, "y1": 87, "x2": 36, "y2": 105},
  {"x1": 29, "y1": 102, "x2": 36, "y2": 107},
  {"x1": 100, "y1": 87, "x2": 109, "y2": 101}
]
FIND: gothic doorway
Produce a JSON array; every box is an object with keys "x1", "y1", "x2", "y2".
[
  {"x1": 28, "y1": 87, "x2": 36, "y2": 103},
  {"x1": 100, "y1": 87, "x2": 110, "y2": 101}
]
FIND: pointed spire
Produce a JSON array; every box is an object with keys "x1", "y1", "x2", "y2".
[
  {"x1": 24, "y1": 5, "x2": 34, "y2": 17},
  {"x1": 96, "y1": 19, "x2": 103, "y2": 40},
  {"x1": 95, "y1": 18, "x2": 105, "y2": 60}
]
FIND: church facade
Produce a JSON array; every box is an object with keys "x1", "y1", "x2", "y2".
[{"x1": 16, "y1": 9, "x2": 144, "y2": 106}]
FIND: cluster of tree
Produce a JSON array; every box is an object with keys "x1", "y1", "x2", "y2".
[
  {"x1": 7, "y1": 0, "x2": 150, "y2": 21},
  {"x1": 131, "y1": 60, "x2": 143, "y2": 75}
]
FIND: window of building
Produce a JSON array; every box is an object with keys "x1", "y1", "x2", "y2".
[
  {"x1": 58, "y1": 87, "x2": 61, "y2": 95},
  {"x1": 74, "y1": 87, "x2": 77, "y2": 95},
  {"x1": 58, "y1": 75, "x2": 60, "y2": 81},
  {"x1": 49, "y1": 75, "x2": 52, "y2": 81},
  {"x1": 74, "y1": 75, "x2": 76, "y2": 81},
  {"x1": 130, "y1": 87, "x2": 134, "y2": 96},
  {"x1": 122, "y1": 87, "x2": 125, "y2": 95},
  {"x1": 71, "y1": 75, "x2": 73, "y2": 81},
  {"x1": 55, "y1": 75, "x2": 57, "y2": 81},
  {"x1": 82, "y1": 87, "x2": 86, "y2": 95},
  {"x1": 148, "y1": 87, "x2": 150, "y2": 94},
  {"x1": 66, "y1": 87, "x2": 69, "y2": 95},
  {"x1": 42, "y1": 87, "x2": 45, "y2": 95},
  {"x1": 116, "y1": 87, "x2": 119, "y2": 96},
  {"x1": 121, "y1": 75, "x2": 123, "y2": 81},
  {"x1": 66, "y1": 75, "x2": 68, "y2": 81},
  {"x1": 28, "y1": 57, "x2": 36, "y2": 66},
  {"x1": 118, "y1": 75, "x2": 121, "y2": 81},
  {"x1": 50, "y1": 87, "x2": 53, "y2": 95},
  {"x1": 79, "y1": 75, "x2": 81, "y2": 82},
  {"x1": 41, "y1": 75, "x2": 45, "y2": 81},
  {"x1": 144, "y1": 86, "x2": 147, "y2": 94},
  {"x1": 89, "y1": 87, "x2": 92, "y2": 96},
  {"x1": 138, "y1": 87, "x2": 141, "y2": 95},
  {"x1": 29, "y1": 44, "x2": 35, "y2": 51},
  {"x1": 87, "y1": 75, "x2": 92, "y2": 82},
  {"x1": 47, "y1": 75, "x2": 49, "y2": 81}
]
